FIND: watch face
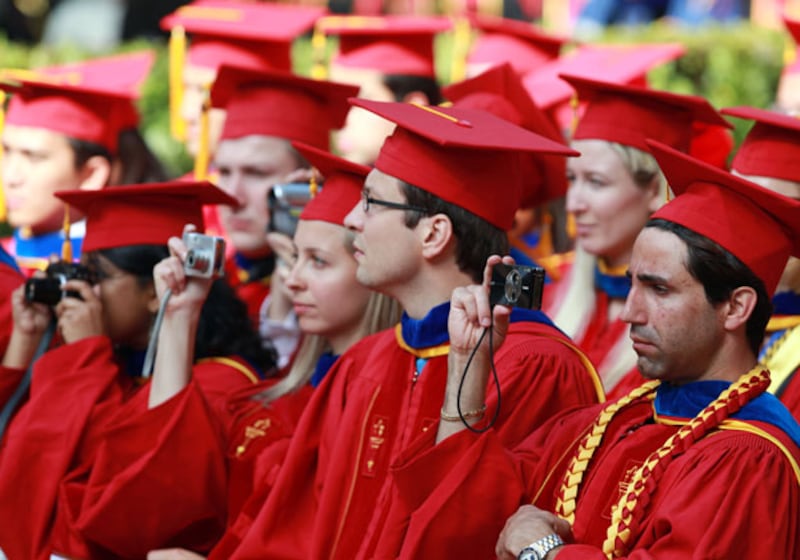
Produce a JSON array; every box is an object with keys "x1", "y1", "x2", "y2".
[{"x1": 518, "y1": 547, "x2": 541, "y2": 560}]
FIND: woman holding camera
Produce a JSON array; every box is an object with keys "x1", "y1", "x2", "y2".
[
  {"x1": 96, "y1": 145, "x2": 398, "y2": 560},
  {"x1": 543, "y1": 75, "x2": 731, "y2": 397},
  {"x1": 0, "y1": 181, "x2": 276, "y2": 560}
]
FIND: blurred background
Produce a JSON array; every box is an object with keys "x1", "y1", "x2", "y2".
[{"x1": 0, "y1": 0, "x2": 795, "y2": 177}]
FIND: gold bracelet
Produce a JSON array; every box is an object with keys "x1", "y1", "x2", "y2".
[{"x1": 440, "y1": 404, "x2": 486, "y2": 422}]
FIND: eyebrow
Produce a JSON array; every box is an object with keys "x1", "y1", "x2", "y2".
[{"x1": 628, "y1": 271, "x2": 670, "y2": 285}]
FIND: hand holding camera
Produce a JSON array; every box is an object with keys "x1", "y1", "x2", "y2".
[
  {"x1": 154, "y1": 225, "x2": 225, "y2": 318},
  {"x1": 55, "y1": 279, "x2": 104, "y2": 344}
]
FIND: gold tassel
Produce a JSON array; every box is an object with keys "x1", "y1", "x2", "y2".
[
  {"x1": 309, "y1": 171, "x2": 319, "y2": 198},
  {"x1": 169, "y1": 25, "x2": 187, "y2": 141},
  {"x1": 310, "y1": 24, "x2": 328, "y2": 80},
  {"x1": 61, "y1": 205, "x2": 73, "y2": 262},
  {"x1": 535, "y1": 210, "x2": 554, "y2": 258},
  {"x1": 193, "y1": 85, "x2": 211, "y2": 180},
  {"x1": 449, "y1": 17, "x2": 471, "y2": 84},
  {"x1": 569, "y1": 92, "x2": 580, "y2": 139}
]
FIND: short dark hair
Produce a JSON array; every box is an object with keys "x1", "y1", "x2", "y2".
[
  {"x1": 383, "y1": 74, "x2": 442, "y2": 106},
  {"x1": 647, "y1": 218, "x2": 772, "y2": 356},
  {"x1": 68, "y1": 137, "x2": 112, "y2": 170},
  {"x1": 401, "y1": 181, "x2": 508, "y2": 283}
]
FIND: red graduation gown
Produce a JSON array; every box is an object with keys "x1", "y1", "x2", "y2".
[
  {"x1": 212, "y1": 319, "x2": 603, "y2": 560},
  {"x1": 543, "y1": 260, "x2": 640, "y2": 397},
  {"x1": 385, "y1": 392, "x2": 800, "y2": 559},
  {"x1": 0, "y1": 335, "x2": 261, "y2": 560}
]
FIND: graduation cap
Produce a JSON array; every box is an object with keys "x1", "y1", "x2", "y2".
[
  {"x1": 54, "y1": 181, "x2": 237, "y2": 253},
  {"x1": 648, "y1": 140, "x2": 800, "y2": 297},
  {"x1": 1, "y1": 78, "x2": 137, "y2": 154},
  {"x1": 443, "y1": 63, "x2": 569, "y2": 208},
  {"x1": 210, "y1": 65, "x2": 358, "y2": 150},
  {"x1": 292, "y1": 142, "x2": 369, "y2": 226},
  {"x1": 161, "y1": 0, "x2": 324, "y2": 140},
  {"x1": 318, "y1": 15, "x2": 451, "y2": 77},
  {"x1": 354, "y1": 99, "x2": 579, "y2": 230},
  {"x1": 161, "y1": 0, "x2": 324, "y2": 73},
  {"x1": 722, "y1": 106, "x2": 800, "y2": 183},
  {"x1": 561, "y1": 74, "x2": 731, "y2": 153},
  {"x1": 522, "y1": 43, "x2": 685, "y2": 130},
  {"x1": 467, "y1": 14, "x2": 566, "y2": 76}
]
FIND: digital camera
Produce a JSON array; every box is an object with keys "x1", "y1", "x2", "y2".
[
  {"x1": 489, "y1": 264, "x2": 545, "y2": 310},
  {"x1": 24, "y1": 261, "x2": 96, "y2": 306},
  {"x1": 268, "y1": 182, "x2": 318, "y2": 237},
  {"x1": 183, "y1": 232, "x2": 226, "y2": 278}
]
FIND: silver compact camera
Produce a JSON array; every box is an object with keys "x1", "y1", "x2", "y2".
[
  {"x1": 489, "y1": 264, "x2": 545, "y2": 310},
  {"x1": 268, "y1": 182, "x2": 318, "y2": 237},
  {"x1": 183, "y1": 232, "x2": 226, "y2": 278}
]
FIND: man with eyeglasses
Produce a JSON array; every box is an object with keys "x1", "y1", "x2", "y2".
[{"x1": 207, "y1": 100, "x2": 604, "y2": 559}]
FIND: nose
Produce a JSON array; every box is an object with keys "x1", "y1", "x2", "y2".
[
  {"x1": 1, "y1": 153, "x2": 23, "y2": 188},
  {"x1": 285, "y1": 259, "x2": 306, "y2": 292},
  {"x1": 343, "y1": 198, "x2": 365, "y2": 232},
  {"x1": 620, "y1": 285, "x2": 644, "y2": 326},
  {"x1": 217, "y1": 173, "x2": 247, "y2": 207},
  {"x1": 565, "y1": 181, "x2": 586, "y2": 214}
]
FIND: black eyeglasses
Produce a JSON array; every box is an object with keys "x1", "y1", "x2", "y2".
[{"x1": 361, "y1": 191, "x2": 427, "y2": 214}]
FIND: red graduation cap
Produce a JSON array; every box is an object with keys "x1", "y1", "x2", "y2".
[
  {"x1": 39, "y1": 51, "x2": 155, "y2": 96},
  {"x1": 561, "y1": 74, "x2": 731, "y2": 153},
  {"x1": 40, "y1": 50, "x2": 154, "y2": 130},
  {"x1": 354, "y1": 99, "x2": 578, "y2": 230},
  {"x1": 648, "y1": 140, "x2": 800, "y2": 297},
  {"x1": 523, "y1": 43, "x2": 685, "y2": 129},
  {"x1": 54, "y1": 181, "x2": 237, "y2": 253},
  {"x1": 161, "y1": 0, "x2": 324, "y2": 72},
  {"x1": 468, "y1": 14, "x2": 566, "y2": 76},
  {"x1": 443, "y1": 63, "x2": 569, "y2": 208},
  {"x1": 210, "y1": 65, "x2": 358, "y2": 149},
  {"x1": 722, "y1": 106, "x2": 800, "y2": 183},
  {"x1": 319, "y1": 15, "x2": 451, "y2": 77},
  {"x1": 1, "y1": 78, "x2": 136, "y2": 154},
  {"x1": 292, "y1": 142, "x2": 368, "y2": 226}
]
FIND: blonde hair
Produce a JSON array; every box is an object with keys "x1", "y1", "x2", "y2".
[
  {"x1": 256, "y1": 229, "x2": 402, "y2": 404},
  {"x1": 551, "y1": 142, "x2": 667, "y2": 392}
]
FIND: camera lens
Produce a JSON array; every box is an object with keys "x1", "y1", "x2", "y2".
[{"x1": 504, "y1": 269, "x2": 522, "y2": 304}]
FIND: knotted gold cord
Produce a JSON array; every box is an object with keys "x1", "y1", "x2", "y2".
[
  {"x1": 602, "y1": 367, "x2": 769, "y2": 558},
  {"x1": 555, "y1": 380, "x2": 660, "y2": 524}
]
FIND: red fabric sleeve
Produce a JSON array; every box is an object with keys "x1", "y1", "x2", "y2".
[{"x1": 0, "y1": 336, "x2": 122, "y2": 560}]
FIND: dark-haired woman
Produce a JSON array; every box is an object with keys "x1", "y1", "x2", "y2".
[{"x1": 0, "y1": 182, "x2": 275, "y2": 560}]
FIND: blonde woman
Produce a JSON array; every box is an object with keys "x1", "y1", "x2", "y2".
[{"x1": 544, "y1": 75, "x2": 731, "y2": 397}]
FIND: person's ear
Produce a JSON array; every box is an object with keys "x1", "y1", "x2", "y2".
[
  {"x1": 401, "y1": 90, "x2": 430, "y2": 105},
  {"x1": 77, "y1": 155, "x2": 112, "y2": 192},
  {"x1": 722, "y1": 286, "x2": 758, "y2": 332},
  {"x1": 419, "y1": 213, "x2": 455, "y2": 261}
]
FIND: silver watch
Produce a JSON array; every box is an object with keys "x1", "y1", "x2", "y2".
[{"x1": 517, "y1": 533, "x2": 564, "y2": 560}]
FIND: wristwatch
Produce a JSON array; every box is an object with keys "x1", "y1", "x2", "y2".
[{"x1": 517, "y1": 533, "x2": 565, "y2": 560}]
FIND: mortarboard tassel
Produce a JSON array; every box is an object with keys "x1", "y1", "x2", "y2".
[
  {"x1": 448, "y1": 17, "x2": 471, "y2": 84},
  {"x1": 310, "y1": 24, "x2": 328, "y2": 80},
  {"x1": 193, "y1": 85, "x2": 211, "y2": 181},
  {"x1": 169, "y1": 25, "x2": 187, "y2": 141},
  {"x1": 61, "y1": 205, "x2": 73, "y2": 262}
]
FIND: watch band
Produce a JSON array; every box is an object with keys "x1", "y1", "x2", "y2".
[{"x1": 517, "y1": 533, "x2": 564, "y2": 560}]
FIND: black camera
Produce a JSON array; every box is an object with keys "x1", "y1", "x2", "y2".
[
  {"x1": 268, "y1": 182, "x2": 318, "y2": 237},
  {"x1": 24, "y1": 261, "x2": 96, "y2": 306},
  {"x1": 489, "y1": 264, "x2": 545, "y2": 310},
  {"x1": 184, "y1": 232, "x2": 226, "y2": 278}
]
